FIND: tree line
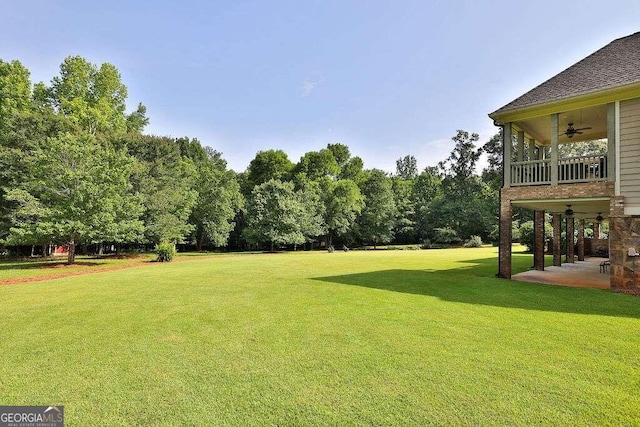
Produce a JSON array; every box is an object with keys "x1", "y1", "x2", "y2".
[{"x1": 0, "y1": 56, "x2": 503, "y2": 264}]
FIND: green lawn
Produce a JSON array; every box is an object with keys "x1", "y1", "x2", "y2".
[{"x1": 0, "y1": 247, "x2": 638, "y2": 425}]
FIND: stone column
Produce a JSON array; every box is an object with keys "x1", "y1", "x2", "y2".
[
  {"x1": 566, "y1": 217, "x2": 575, "y2": 263},
  {"x1": 577, "y1": 219, "x2": 585, "y2": 261},
  {"x1": 499, "y1": 191, "x2": 512, "y2": 279},
  {"x1": 552, "y1": 213, "x2": 562, "y2": 266},
  {"x1": 608, "y1": 196, "x2": 640, "y2": 291},
  {"x1": 534, "y1": 210, "x2": 545, "y2": 271}
]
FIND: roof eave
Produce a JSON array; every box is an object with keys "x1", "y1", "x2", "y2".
[{"x1": 489, "y1": 81, "x2": 640, "y2": 124}]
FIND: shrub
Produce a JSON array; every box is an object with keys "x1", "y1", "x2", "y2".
[
  {"x1": 519, "y1": 220, "x2": 553, "y2": 252},
  {"x1": 420, "y1": 239, "x2": 432, "y2": 249},
  {"x1": 156, "y1": 241, "x2": 176, "y2": 262},
  {"x1": 463, "y1": 235, "x2": 483, "y2": 248}
]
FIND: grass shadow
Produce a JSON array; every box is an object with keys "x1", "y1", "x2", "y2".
[
  {"x1": 0, "y1": 260, "x2": 101, "y2": 271},
  {"x1": 313, "y1": 254, "x2": 640, "y2": 319}
]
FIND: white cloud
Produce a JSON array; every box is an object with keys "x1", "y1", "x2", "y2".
[{"x1": 301, "y1": 76, "x2": 324, "y2": 97}]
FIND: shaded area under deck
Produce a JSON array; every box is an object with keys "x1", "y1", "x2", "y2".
[{"x1": 513, "y1": 257, "x2": 610, "y2": 289}]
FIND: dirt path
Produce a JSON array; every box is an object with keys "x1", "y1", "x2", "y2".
[
  {"x1": 0, "y1": 259, "x2": 152, "y2": 286},
  {"x1": 0, "y1": 252, "x2": 279, "y2": 286}
]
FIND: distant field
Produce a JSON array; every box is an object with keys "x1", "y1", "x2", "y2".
[{"x1": 1, "y1": 247, "x2": 638, "y2": 425}]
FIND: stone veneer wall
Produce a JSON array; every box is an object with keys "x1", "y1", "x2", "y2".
[{"x1": 609, "y1": 215, "x2": 640, "y2": 291}]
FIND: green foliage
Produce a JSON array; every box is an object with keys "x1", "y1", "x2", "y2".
[
  {"x1": 391, "y1": 177, "x2": 416, "y2": 243},
  {"x1": 438, "y1": 130, "x2": 481, "y2": 184},
  {"x1": 322, "y1": 179, "x2": 365, "y2": 245},
  {"x1": 463, "y1": 235, "x2": 483, "y2": 248},
  {"x1": 297, "y1": 180, "x2": 327, "y2": 242},
  {"x1": 395, "y1": 155, "x2": 418, "y2": 179},
  {"x1": 432, "y1": 227, "x2": 461, "y2": 244},
  {"x1": 244, "y1": 179, "x2": 306, "y2": 249},
  {"x1": 481, "y1": 130, "x2": 503, "y2": 192},
  {"x1": 4, "y1": 133, "x2": 143, "y2": 263},
  {"x1": 189, "y1": 147, "x2": 243, "y2": 250},
  {"x1": 155, "y1": 241, "x2": 176, "y2": 262},
  {"x1": 559, "y1": 139, "x2": 608, "y2": 158},
  {"x1": 413, "y1": 167, "x2": 443, "y2": 239},
  {"x1": 246, "y1": 149, "x2": 294, "y2": 189},
  {"x1": 518, "y1": 220, "x2": 553, "y2": 252},
  {"x1": 357, "y1": 169, "x2": 397, "y2": 247},
  {"x1": 124, "y1": 134, "x2": 198, "y2": 244},
  {"x1": 294, "y1": 148, "x2": 340, "y2": 181},
  {"x1": 48, "y1": 56, "x2": 130, "y2": 134}
]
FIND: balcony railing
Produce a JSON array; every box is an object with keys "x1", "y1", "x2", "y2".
[
  {"x1": 510, "y1": 155, "x2": 608, "y2": 186},
  {"x1": 510, "y1": 159, "x2": 551, "y2": 185}
]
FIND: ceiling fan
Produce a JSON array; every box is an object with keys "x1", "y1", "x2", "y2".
[
  {"x1": 561, "y1": 122, "x2": 592, "y2": 138},
  {"x1": 565, "y1": 205, "x2": 574, "y2": 216},
  {"x1": 562, "y1": 205, "x2": 604, "y2": 221}
]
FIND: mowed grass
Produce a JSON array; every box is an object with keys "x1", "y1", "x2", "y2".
[{"x1": 0, "y1": 247, "x2": 639, "y2": 425}]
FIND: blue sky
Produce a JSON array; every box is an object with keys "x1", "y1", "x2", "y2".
[{"x1": 2, "y1": 1, "x2": 639, "y2": 172}]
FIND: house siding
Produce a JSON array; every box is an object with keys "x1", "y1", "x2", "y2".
[{"x1": 619, "y1": 97, "x2": 640, "y2": 210}]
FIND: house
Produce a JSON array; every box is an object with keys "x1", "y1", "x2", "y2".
[{"x1": 488, "y1": 31, "x2": 640, "y2": 291}]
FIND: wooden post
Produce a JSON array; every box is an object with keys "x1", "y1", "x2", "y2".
[
  {"x1": 504, "y1": 123, "x2": 512, "y2": 188},
  {"x1": 607, "y1": 103, "x2": 616, "y2": 182},
  {"x1": 551, "y1": 113, "x2": 559, "y2": 185},
  {"x1": 528, "y1": 138, "x2": 536, "y2": 161},
  {"x1": 517, "y1": 131, "x2": 525, "y2": 162}
]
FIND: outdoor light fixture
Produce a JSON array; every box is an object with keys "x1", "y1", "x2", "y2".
[{"x1": 564, "y1": 205, "x2": 574, "y2": 217}]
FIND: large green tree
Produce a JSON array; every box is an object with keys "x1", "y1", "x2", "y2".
[
  {"x1": 435, "y1": 130, "x2": 496, "y2": 239},
  {"x1": 244, "y1": 179, "x2": 305, "y2": 250},
  {"x1": 123, "y1": 134, "x2": 198, "y2": 244},
  {"x1": 322, "y1": 179, "x2": 364, "y2": 246},
  {"x1": 4, "y1": 134, "x2": 143, "y2": 264},
  {"x1": 189, "y1": 147, "x2": 243, "y2": 251},
  {"x1": 357, "y1": 169, "x2": 397, "y2": 247}
]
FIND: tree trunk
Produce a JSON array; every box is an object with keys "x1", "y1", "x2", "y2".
[
  {"x1": 67, "y1": 236, "x2": 76, "y2": 265},
  {"x1": 115, "y1": 242, "x2": 122, "y2": 256},
  {"x1": 98, "y1": 242, "x2": 104, "y2": 256},
  {"x1": 31, "y1": 245, "x2": 35, "y2": 257},
  {"x1": 196, "y1": 230, "x2": 204, "y2": 252},
  {"x1": 41, "y1": 244, "x2": 47, "y2": 257},
  {"x1": 270, "y1": 241, "x2": 275, "y2": 252}
]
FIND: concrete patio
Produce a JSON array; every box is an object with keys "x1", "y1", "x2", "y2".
[{"x1": 512, "y1": 257, "x2": 610, "y2": 289}]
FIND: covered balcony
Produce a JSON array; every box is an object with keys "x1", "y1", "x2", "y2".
[{"x1": 504, "y1": 103, "x2": 615, "y2": 187}]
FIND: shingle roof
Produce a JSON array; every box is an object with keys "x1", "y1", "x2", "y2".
[{"x1": 491, "y1": 31, "x2": 640, "y2": 116}]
